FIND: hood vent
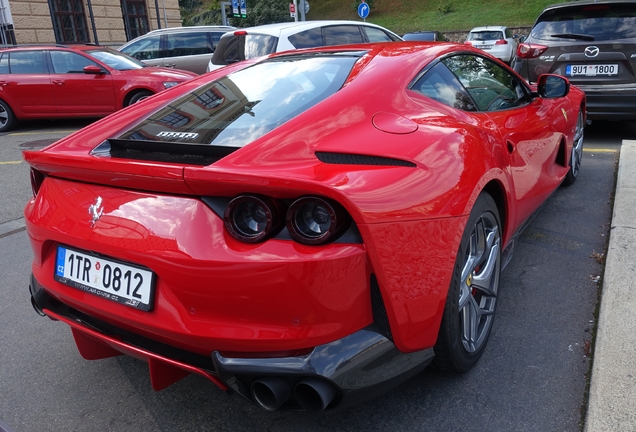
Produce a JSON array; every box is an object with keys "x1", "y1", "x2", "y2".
[{"x1": 91, "y1": 139, "x2": 240, "y2": 166}]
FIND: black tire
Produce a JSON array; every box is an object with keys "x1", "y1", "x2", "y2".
[
  {"x1": 563, "y1": 108, "x2": 585, "y2": 186},
  {"x1": 0, "y1": 99, "x2": 17, "y2": 133},
  {"x1": 433, "y1": 193, "x2": 502, "y2": 373},
  {"x1": 126, "y1": 90, "x2": 153, "y2": 106}
]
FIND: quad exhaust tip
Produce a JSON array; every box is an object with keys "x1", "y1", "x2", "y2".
[
  {"x1": 251, "y1": 377, "x2": 292, "y2": 411},
  {"x1": 294, "y1": 378, "x2": 337, "y2": 412},
  {"x1": 251, "y1": 376, "x2": 338, "y2": 411}
]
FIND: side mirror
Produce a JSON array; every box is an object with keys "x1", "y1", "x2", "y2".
[
  {"x1": 537, "y1": 74, "x2": 570, "y2": 98},
  {"x1": 83, "y1": 65, "x2": 105, "y2": 75},
  {"x1": 518, "y1": 35, "x2": 527, "y2": 43}
]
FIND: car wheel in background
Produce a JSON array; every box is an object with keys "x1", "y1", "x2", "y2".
[
  {"x1": 127, "y1": 90, "x2": 154, "y2": 106},
  {"x1": 563, "y1": 109, "x2": 585, "y2": 186},
  {"x1": 0, "y1": 99, "x2": 17, "y2": 133},
  {"x1": 433, "y1": 193, "x2": 502, "y2": 372}
]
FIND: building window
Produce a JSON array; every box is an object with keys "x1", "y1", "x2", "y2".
[
  {"x1": 49, "y1": 0, "x2": 89, "y2": 43},
  {"x1": 121, "y1": 0, "x2": 150, "y2": 41}
]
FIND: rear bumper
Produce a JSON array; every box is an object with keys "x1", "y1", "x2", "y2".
[
  {"x1": 30, "y1": 273, "x2": 434, "y2": 411},
  {"x1": 577, "y1": 84, "x2": 636, "y2": 121}
]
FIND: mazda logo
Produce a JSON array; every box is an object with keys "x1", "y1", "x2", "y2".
[{"x1": 585, "y1": 46, "x2": 600, "y2": 57}]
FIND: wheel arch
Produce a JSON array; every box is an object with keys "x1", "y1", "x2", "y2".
[{"x1": 122, "y1": 88, "x2": 155, "y2": 107}]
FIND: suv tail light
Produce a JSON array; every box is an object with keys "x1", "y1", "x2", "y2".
[
  {"x1": 495, "y1": 39, "x2": 508, "y2": 45},
  {"x1": 516, "y1": 43, "x2": 549, "y2": 59}
]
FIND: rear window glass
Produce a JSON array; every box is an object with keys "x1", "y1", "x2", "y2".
[
  {"x1": 8, "y1": 51, "x2": 45, "y2": 74},
  {"x1": 531, "y1": 4, "x2": 636, "y2": 41},
  {"x1": 0, "y1": 53, "x2": 8, "y2": 74},
  {"x1": 211, "y1": 34, "x2": 278, "y2": 65},
  {"x1": 118, "y1": 54, "x2": 359, "y2": 147},
  {"x1": 288, "y1": 28, "x2": 323, "y2": 49},
  {"x1": 467, "y1": 31, "x2": 504, "y2": 41},
  {"x1": 323, "y1": 26, "x2": 364, "y2": 45}
]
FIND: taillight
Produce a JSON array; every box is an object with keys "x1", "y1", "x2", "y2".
[
  {"x1": 224, "y1": 195, "x2": 282, "y2": 243},
  {"x1": 516, "y1": 43, "x2": 549, "y2": 59},
  {"x1": 495, "y1": 39, "x2": 508, "y2": 45},
  {"x1": 30, "y1": 168, "x2": 45, "y2": 197},
  {"x1": 286, "y1": 197, "x2": 350, "y2": 245},
  {"x1": 234, "y1": 30, "x2": 247, "y2": 35}
]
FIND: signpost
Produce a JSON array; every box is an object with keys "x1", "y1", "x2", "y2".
[
  {"x1": 232, "y1": 0, "x2": 238, "y2": 16},
  {"x1": 358, "y1": 0, "x2": 369, "y2": 21},
  {"x1": 239, "y1": 0, "x2": 247, "y2": 18}
]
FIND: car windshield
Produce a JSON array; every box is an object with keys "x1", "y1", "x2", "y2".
[
  {"x1": 468, "y1": 31, "x2": 503, "y2": 41},
  {"x1": 531, "y1": 4, "x2": 636, "y2": 41},
  {"x1": 118, "y1": 53, "x2": 360, "y2": 147},
  {"x1": 86, "y1": 48, "x2": 147, "y2": 70}
]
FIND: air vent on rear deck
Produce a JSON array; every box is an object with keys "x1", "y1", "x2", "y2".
[
  {"x1": 315, "y1": 151, "x2": 416, "y2": 167},
  {"x1": 91, "y1": 139, "x2": 240, "y2": 166}
]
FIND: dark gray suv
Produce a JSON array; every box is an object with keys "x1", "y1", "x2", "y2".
[{"x1": 512, "y1": 1, "x2": 636, "y2": 120}]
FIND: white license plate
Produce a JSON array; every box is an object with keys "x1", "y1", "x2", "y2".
[
  {"x1": 478, "y1": 44, "x2": 493, "y2": 50},
  {"x1": 566, "y1": 64, "x2": 618, "y2": 76},
  {"x1": 54, "y1": 245, "x2": 155, "y2": 311}
]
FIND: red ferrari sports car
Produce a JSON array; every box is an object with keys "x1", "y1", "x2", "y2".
[{"x1": 24, "y1": 42, "x2": 585, "y2": 411}]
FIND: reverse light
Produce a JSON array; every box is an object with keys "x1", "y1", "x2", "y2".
[
  {"x1": 516, "y1": 43, "x2": 549, "y2": 59},
  {"x1": 286, "y1": 197, "x2": 350, "y2": 245},
  {"x1": 224, "y1": 195, "x2": 282, "y2": 243}
]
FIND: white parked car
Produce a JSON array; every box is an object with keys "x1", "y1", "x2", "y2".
[
  {"x1": 464, "y1": 26, "x2": 518, "y2": 64},
  {"x1": 207, "y1": 20, "x2": 402, "y2": 72}
]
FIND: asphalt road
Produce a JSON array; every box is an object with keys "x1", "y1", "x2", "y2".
[{"x1": 0, "y1": 119, "x2": 631, "y2": 431}]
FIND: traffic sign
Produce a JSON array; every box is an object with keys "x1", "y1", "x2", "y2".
[
  {"x1": 232, "y1": 0, "x2": 238, "y2": 16},
  {"x1": 290, "y1": 2, "x2": 296, "y2": 17},
  {"x1": 358, "y1": 2, "x2": 369, "y2": 19},
  {"x1": 240, "y1": 0, "x2": 247, "y2": 17}
]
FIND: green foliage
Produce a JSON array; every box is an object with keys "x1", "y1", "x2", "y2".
[
  {"x1": 437, "y1": 3, "x2": 453, "y2": 15},
  {"x1": 180, "y1": 0, "x2": 294, "y2": 27}
]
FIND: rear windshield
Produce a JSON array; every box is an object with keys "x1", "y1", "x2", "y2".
[
  {"x1": 467, "y1": 31, "x2": 504, "y2": 41},
  {"x1": 531, "y1": 3, "x2": 636, "y2": 41},
  {"x1": 118, "y1": 54, "x2": 359, "y2": 147},
  {"x1": 211, "y1": 34, "x2": 278, "y2": 65}
]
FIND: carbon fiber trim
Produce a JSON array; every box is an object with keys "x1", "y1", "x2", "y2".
[{"x1": 370, "y1": 274, "x2": 393, "y2": 341}]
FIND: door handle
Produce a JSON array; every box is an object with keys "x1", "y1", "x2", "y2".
[
  {"x1": 165, "y1": 64, "x2": 176, "y2": 68},
  {"x1": 0, "y1": 81, "x2": 8, "y2": 86},
  {"x1": 51, "y1": 80, "x2": 65, "y2": 85}
]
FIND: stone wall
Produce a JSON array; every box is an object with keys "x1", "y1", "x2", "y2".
[{"x1": 8, "y1": 0, "x2": 182, "y2": 46}]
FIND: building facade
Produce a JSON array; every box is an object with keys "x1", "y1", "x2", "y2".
[{"x1": 0, "y1": 0, "x2": 182, "y2": 47}]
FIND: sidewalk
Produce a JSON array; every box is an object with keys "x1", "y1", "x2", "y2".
[{"x1": 585, "y1": 140, "x2": 636, "y2": 431}]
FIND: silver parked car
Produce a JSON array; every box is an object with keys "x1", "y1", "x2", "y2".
[{"x1": 118, "y1": 26, "x2": 236, "y2": 74}]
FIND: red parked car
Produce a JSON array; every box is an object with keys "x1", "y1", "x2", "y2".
[
  {"x1": 0, "y1": 44, "x2": 196, "y2": 132},
  {"x1": 24, "y1": 42, "x2": 585, "y2": 411}
]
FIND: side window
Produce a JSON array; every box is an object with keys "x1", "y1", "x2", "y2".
[
  {"x1": 362, "y1": 26, "x2": 394, "y2": 42},
  {"x1": 166, "y1": 33, "x2": 211, "y2": 57},
  {"x1": 0, "y1": 53, "x2": 8, "y2": 74},
  {"x1": 121, "y1": 35, "x2": 162, "y2": 60},
  {"x1": 8, "y1": 51, "x2": 45, "y2": 74},
  {"x1": 411, "y1": 62, "x2": 477, "y2": 111},
  {"x1": 442, "y1": 54, "x2": 528, "y2": 111},
  {"x1": 323, "y1": 26, "x2": 364, "y2": 46},
  {"x1": 288, "y1": 28, "x2": 323, "y2": 49},
  {"x1": 50, "y1": 51, "x2": 97, "y2": 73}
]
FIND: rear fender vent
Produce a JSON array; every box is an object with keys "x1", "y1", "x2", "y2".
[
  {"x1": 370, "y1": 274, "x2": 393, "y2": 341},
  {"x1": 316, "y1": 151, "x2": 416, "y2": 167},
  {"x1": 91, "y1": 139, "x2": 240, "y2": 166}
]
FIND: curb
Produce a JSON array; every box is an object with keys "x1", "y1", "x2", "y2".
[{"x1": 585, "y1": 140, "x2": 636, "y2": 431}]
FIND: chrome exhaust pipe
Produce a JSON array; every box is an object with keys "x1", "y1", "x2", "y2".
[
  {"x1": 294, "y1": 378, "x2": 337, "y2": 411},
  {"x1": 251, "y1": 377, "x2": 292, "y2": 411}
]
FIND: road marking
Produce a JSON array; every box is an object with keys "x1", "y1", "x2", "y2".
[
  {"x1": 0, "y1": 161, "x2": 22, "y2": 165},
  {"x1": 584, "y1": 148, "x2": 618, "y2": 153}
]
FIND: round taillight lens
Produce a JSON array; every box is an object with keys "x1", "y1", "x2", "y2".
[
  {"x1": 224, "y1": 195, "x2": 281, "y2": 243},
  {"x1": 286, "y1": 197, "x2": 348, "y2": 245}
]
